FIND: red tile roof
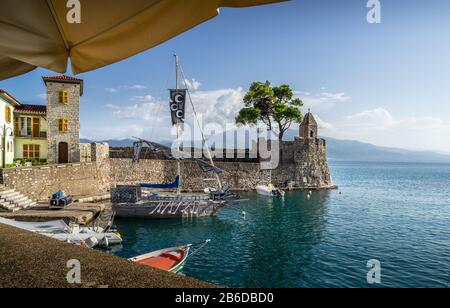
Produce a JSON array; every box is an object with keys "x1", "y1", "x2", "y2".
[
  {"x1": 14, "y1": 104, "x2": 47, "y2": 115},
  {"x1": 42, "y1": 75, "x2": 84, "y2": 95},
  {"x1": 42, "y1": 75, "x2": 83, "y2": 82}
]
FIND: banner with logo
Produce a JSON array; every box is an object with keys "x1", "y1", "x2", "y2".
[{"x1": 169, "y1": 89, "x2": 187, "y2": 127}]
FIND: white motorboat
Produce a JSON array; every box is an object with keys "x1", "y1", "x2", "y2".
[
  {"x1": 0, "y1": 217, "x2": 122, "y2": 248},
  {"x1": 256, "y1": 184, "x2": 285, "y2": 198}
]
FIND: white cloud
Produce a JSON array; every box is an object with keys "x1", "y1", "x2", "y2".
[
  {"x1": 296, "y1": 91, "x2": 351, "y2": 112},
  {"x1": 321, "y1": 107, "x2": 450, "y2": 152},
  {"x1": 184, "y1": 78, "x2": 202, "y2": 91},
  {"x1": 38, "y1": 93, "x2": 47, "y2": 99},
  {"x1": 106, "y1": 104, "x2": 120, "y2": 109},
  {"x1": 346, "y1": 107, "x2": 396, "y2": 129},
  {"x1": 105, "y1": 88, "x2": 118, "y2": 93},
  {"x1": 105, "y1": 84, "x2": 148, "y2": 93},
  {"x1": 82, "y1": 124, "x2": 145, "y2": 141},
  {"x1": 129, "y1": 84, "x2": 147, "y2": 90},
  {"x1": 314, "y1": 114, "x2": 336, "y2": 132}
]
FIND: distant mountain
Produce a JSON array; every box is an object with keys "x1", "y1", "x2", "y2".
[
  {"x1": 82, "y1": 132, "x2": 450, "y2": 163},
  {"x1": 325, "y1": 138, "x2": 450, "y2": 163},
  {"x1": 283, "y1": 129, "x2": 450, "y2": 163},
  {"x1": 80, "y1": 138, "x2": 173, "y2": 147},
  {"x1": 80, "y1": 138, "x2": 135, "y2": 147}
]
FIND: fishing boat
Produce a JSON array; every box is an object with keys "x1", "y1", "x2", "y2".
[
  {"x1": 256, "y1": 184, "x2": 285, "y2": 198},
  {"x1": 130, "y1": 240, "x2": 210, "y2": 273},
  {"x1": 0, "y1": 217, "x2": 122, "y2": 248},
  {"x1": 112, "y1": 55, "x2": 239, "y2": 219}
]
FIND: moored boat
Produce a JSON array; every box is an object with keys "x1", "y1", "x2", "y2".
[
  {"x1": 256, "y1": 184, "x2": 285, "y2": 198},
  {"x1": 0, "y1": 217, "x2": 122, "y2": 248},
  {"x1": 130, "y1": 240, "x2": 210, "y2": 273}
]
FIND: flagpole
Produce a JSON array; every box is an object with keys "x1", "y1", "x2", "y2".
[{"x1": 174, "y1": 54, "x2": 181, "y2": 195}]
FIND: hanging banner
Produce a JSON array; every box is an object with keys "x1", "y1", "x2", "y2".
[
  {"x1": 169, "y1": 89, "x2": 187, "y2": 127},
  {"x1": 132, "y1": 141, "x2": 143, "y2": 162}
]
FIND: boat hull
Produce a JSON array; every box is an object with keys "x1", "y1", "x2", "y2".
[
  {"x1": 256, "y1": 185, "x2": 285, "y2": 197},
  {"x1": 113, "y1": 200, "x2": 226, "y2": 219},
  {"x1": 130, "y1": 246, "x2": 191, "y2": 273}
]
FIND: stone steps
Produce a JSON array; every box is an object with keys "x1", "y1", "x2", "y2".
[{"x1": 0, "y1": 189, "x2": 37, "y2": 213}]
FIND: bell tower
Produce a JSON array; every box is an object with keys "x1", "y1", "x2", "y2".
[{"x1": 300, "y1": 110, "x2": 318, "y2": 139}]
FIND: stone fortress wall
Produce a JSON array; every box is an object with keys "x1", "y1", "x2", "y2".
[{"x1": 0, "y1": 113, "x2": 334, "y2": 201}]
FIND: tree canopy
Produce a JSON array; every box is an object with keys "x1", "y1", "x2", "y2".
[{"x1": 236, "y1": 81, "x2": 303, "y2": 140}]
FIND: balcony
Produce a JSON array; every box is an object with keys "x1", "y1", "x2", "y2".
[{"x1": 15, "y1": 131, "x2": 47, "y2": 139}]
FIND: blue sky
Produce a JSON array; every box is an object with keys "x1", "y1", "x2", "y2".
[{"x1": 1, "y1": 0, "x2": 450, "y2": 152}]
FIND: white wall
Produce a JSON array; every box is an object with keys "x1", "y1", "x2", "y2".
[{"x1": 0, "y1": 97, "x2": 15, "y2": 166}]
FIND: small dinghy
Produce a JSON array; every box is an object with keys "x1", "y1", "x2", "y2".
[
  {"x1": 256, "y1": 184, "x2": 285, "y2": 198},
  {"x1": 130, "y1": 240, "x2": 210, "y2": 273}
]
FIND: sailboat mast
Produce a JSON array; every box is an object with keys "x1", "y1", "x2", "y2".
[
  {"x1": 174, "y1": 54, "x2": 181, "y2": 194},
  {"x1": 177, "y1": 61, "x2": 223, "y2": 191}
]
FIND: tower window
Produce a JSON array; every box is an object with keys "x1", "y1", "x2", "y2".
[
  {"x1": 310, "y1": 130, "x2": 314, "y2": 138},
  {"x1": 58, "y1": 118, "x2": 69, "y2": 132},
  {"x1": 59, "y1": 90, "x2": 69, "y2": 104}
]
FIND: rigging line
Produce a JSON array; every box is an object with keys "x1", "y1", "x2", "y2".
[{"x1": 178, "y1": 61, "x2": 223, "y2": 191}]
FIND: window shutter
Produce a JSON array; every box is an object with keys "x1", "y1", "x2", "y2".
[
  {"x1": 14, "y1": 117, "x2": 19, "y2": 136},
  {"x1": 33, "y1": 117, "x2": 40, "y2": 138},
  {"x1": 5, "y1": 106, "x2": 11, "y2": 123},
  {"x1": 59, "y1": 91, "x2": 69, "y2": 104},
  {"x1": 35, "y1": 145, "x2": 40, "y2": 159},
  {"x1": 58, "y1": 118, "x2": 68, "y2": 132},
  {"x1": 23, "y1": 144, "x2": 28, "y2": 160}
]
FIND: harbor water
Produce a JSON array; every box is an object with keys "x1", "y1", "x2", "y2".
[{"x1": 112, "y1": 162, "x2": 450, "y2": 288}]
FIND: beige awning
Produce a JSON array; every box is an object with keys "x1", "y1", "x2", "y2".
[{"x1": 0, "y1": 0, "x2": 285, "y2": 81}]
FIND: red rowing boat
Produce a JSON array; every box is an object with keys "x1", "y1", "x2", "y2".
[{"x1": 130, "y1": 240, "x2": 210, "y2": 273}]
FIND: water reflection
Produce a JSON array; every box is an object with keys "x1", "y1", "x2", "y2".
[{"x1": 113, "y1": 190, "x2": 332, "y2": 287}]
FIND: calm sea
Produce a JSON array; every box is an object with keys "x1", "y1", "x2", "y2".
[{"x1": 112, "y1": 162, "x2": 450, "y2": 288}]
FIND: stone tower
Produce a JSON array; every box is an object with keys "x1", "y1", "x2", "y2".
[
  {"x1": 273, "y1": 110, "x2": 334, "y2": 189},
  {"x1": 44, "y1": 75, "x2": 83, "y2": 164},
  {"x1": 300, "y1": 110, "x2": 318, "y2": 139}
]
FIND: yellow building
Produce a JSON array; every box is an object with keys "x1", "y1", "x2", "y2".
[{"x1": 13, "y1": 105, "x2": 48, "y2": 162}]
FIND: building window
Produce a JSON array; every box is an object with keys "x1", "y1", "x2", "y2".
[
  {"x1": 5, "y1": 105, "x2": 11, "y2": 124},
  {"x1": 32, "y1": 117, "x2": 40, "y2": 138},
  {"x1": 19, "y1": 117, "x2": 32, "y2": 137},
  {"x1": 23, "y1": 144, "x2": 40, "y2": 160},
  {"x1": 59, "y1": 90, "x2": 69, "y2": 104},
  {"x1": 58, "y1": 118, "x2": 69, "y2": 132}
]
